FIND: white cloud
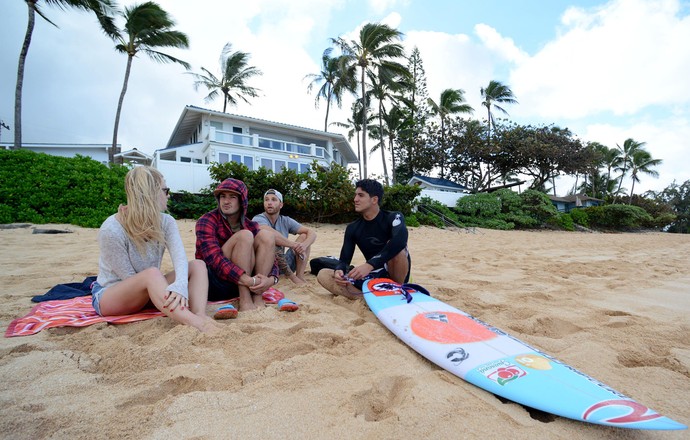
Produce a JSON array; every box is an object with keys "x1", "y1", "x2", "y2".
[{"x1": 511, "y1": 0, "x2": 690, "y2": 119}]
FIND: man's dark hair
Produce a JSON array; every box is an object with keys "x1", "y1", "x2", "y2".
[{"x1": 355, "y1": 179, "x2": 384, "y2": 202}]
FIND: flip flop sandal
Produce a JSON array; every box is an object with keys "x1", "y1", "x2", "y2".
[
  {"x1": 262, "y1": 288, "x2": 285, "y2": 304},
  {"x1": 213, "y1": 304, "x2": 238, "y2": 319},
  {"x1": 278, "y1": 298, "x2": 299, "y2": 312}
]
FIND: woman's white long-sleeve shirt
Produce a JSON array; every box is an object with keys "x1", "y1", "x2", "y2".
[{"x1": 96, "y1": 214, "x2": 189, "y2": 298}]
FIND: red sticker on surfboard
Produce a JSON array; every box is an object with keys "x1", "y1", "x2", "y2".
[
  {"x1": 366, "y1": 278, "x2": 406, "y2": 297},
  {"x1": 410, "y1": 311, "x2": 498, "y2": 344}
]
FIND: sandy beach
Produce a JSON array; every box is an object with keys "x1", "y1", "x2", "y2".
[{"x1": 1, "y1": 221, "x2": 688, "y2": 439}]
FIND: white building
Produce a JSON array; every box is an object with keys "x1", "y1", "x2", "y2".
[
  {"x1": 408, "y1": 174, "x2": 470, "y2": 207},
  {"x1": 153, "y1": 105, "x2": 358, "y2": 193},
  {"x1": 0, "y1": 143, "x2": 153, "y2": 166}
]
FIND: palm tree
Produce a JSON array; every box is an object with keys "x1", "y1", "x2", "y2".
[
  {"x1": 305, "y1": 48, "x2": 356, "y2": 132},
  {"x1": 367, "y1": 67, "x2": 409, "y2": 185},
  {"x1": 598, "y1": 143, "x2": 623, "y2": 199},
  {"x1": 331, "y1": 99, "x2": 370, "y2": 179},
  {"x1": 614, "y1": 138, "x2": 645, "y2": 200},
  {"x1": 627, "y1": 149, "x2": 662, "y2": 204},
  {"x1": 427, "y1": 88, "x2": 473, "y2": 178},
  {"x1": 480, "y1": 80, "x2": 517, "y2": 145},
  {"x1": 13, "y1": 0, "x2": 116, "y2": 150},
  {"x1": 108, "y1": 1, "x2": 190, "y2": 163},
  {"x1": 190, "y1": 43, "x2": 262, "y2": 114},
  {"x1": 332, "y1": 22, "x2": 407, "y2": 179}
]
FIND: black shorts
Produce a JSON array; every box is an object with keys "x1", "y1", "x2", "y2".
[
  {"x1": 353, "y1": 253, "x2": 411, "y2": 290},
  {"x1": 207, "y1": 266, "x2": 240, "y2": 301}
]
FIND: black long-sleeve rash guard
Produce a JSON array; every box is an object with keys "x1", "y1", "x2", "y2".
[{"x1": 337, "y1": 210, "x2": 408, "y2": 272}]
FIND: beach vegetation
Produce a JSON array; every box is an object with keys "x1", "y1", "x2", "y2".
[
  {"x1": 12, "y1": 0, "x2": 116, "y2": 149},
  {"x1": 569, "y1": 208, "x2": 589, "y2": 227},
  {"x1": 331, "y1": 22, "x2": 408, "y2": 179},
  {"x1": 583, "y1": 204, "x2": 653, "y2": 230},
  {"x1": 305, "y1": 48, "x2": 358, "y2": 132},
  {"x1": 190, "y1": 42, "x2": 263, "y2": 114},
  {"x1": 0, "y1": 149, "x2": 127, "y2": 227},
  {"x1": 106, "y1": 1, "x2": 191, "y2": 163}
]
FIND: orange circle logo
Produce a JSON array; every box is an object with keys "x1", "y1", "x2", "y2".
[{"x1": 410, "y1": 312, "x2": 497, "y2": 344}]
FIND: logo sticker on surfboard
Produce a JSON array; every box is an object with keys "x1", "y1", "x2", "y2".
[
  {"x1": 515, "y1": 354, "x2": 552, "y2": 370},
  {"x1": 477, "y1": 360, "x2": 528, "y2": 386},
  {"x1": 410, "y1": 311, "x2": 498, "y2": 344}
]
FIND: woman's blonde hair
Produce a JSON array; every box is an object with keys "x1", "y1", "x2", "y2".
[{"x1": 119, "y1": 166, "x2": 166, "y2": 253}]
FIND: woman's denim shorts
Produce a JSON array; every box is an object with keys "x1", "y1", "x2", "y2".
[{"x1": 91, "y1": 281, "x2": 107, "y2": 316}]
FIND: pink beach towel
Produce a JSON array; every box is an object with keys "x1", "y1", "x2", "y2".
[{"x1": 5, "y1": 288, "x2": 286, "y2": 337}]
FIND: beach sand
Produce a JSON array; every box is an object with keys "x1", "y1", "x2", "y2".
[{"x1": 1, "y1": 221, "x2": 688, "y2": 439}]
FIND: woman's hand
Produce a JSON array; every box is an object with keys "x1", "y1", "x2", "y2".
[{"x1": 164, "y1": 291, "x2": 188, "y2": 312}]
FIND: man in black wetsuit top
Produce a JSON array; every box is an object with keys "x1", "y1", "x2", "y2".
[{"x1": 317, "y1": 179, "x2": 410, "y2": 298}]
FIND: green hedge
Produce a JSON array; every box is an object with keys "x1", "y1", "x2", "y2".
[{"x1": 0, "y1": 149, "x2": 128, "y2": 227}]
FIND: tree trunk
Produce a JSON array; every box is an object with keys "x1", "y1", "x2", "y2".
[
  {"x1": 378, "y1": 101, "x2": 388, "y2": 184},
  {"x1": 14, "y1": 2, "x2": 37, "y2": 150},
  {"x1": 112, "y1": 55, "x2": 134, "y2": 164},
  {"x1": 360, "y1": 68, "x2": 368, "y2": 178}
]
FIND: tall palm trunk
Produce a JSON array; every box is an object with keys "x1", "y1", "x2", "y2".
[
  {"x1": 324, "y1": 84, "x2": 333, "y2": 132},
  {"x1": 112, "y1": 54, "x2": 134, "y2": 164},
  {"x1": 14, "y1": 2, "x2": 38, "y2": 150},
  {"x1": 360, "y1": 67, "x2": 368, "y2": 178},
  {"x1": 378, "y1": 101, "x2": 388, "y2": 184},
  {"x1": 389, "y1": 136, "x2": 396, "y2": 185}
]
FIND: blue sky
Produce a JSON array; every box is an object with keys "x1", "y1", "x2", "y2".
[{"x1": 1, "y1": 0, "x2": 689, "y2": 195}]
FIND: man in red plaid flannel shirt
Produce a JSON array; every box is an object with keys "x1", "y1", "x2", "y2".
[{"x1": 195, "y1": 178, "x2": 279, "y2": 312}]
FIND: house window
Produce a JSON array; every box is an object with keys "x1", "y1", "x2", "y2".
[
  {"x1": 180, "y1": 156, "x2": 192, "y2": 163},
  {"x1": 193, "y1": 158, "x2": 202, "y2": 164},
  {"x1": 210, "y1": 121, "x2": 223, "y2": 130},
  {"x1": 275, "y1": 160, "x2": 286, "y2": 172},
  {"x1": 288, "y1": 162, "x2": 298, "y2": 171},
  {"x1": 218, "y1": 152, "x2": 229, "y2": 164},
  {"x1": 244, "y1": 156, "x2": 253, "y2": 170},
  {"x1": 261, "y1": 158, "x2": 272, "y2": 170},
  {"x1": 231, "y1": 154, "x2": 242, "y2": 164},
  {"x1": 300, "y1": 163, "x2": 309, "y2": 174}
]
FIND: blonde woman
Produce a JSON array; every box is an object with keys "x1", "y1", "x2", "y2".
[{"x1": 92, "y1": 166, "x2": 216, "y2": 332}]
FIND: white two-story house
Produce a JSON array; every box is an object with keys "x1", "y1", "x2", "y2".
[{"x1": 153, "y1": 105, "x2": 358, "y2": 193}]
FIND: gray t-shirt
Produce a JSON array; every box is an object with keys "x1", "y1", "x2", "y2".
[
  {"x1": 252, "y1": 212, "x2": 302, "y2": 252},
  {"x1": 96, "y1": 213, "x2": 189, "y2": 298}
]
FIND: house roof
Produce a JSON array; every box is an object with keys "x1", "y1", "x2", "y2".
[
  {"x1": 165, "y1": 105, "x2": 358, "y2": 162},
  {"x1": 407, "y1": 174, "x2": 469, "y2": 191},
  {"x1": 548, "y1": 194, "x2": 604, "y2": 203}
]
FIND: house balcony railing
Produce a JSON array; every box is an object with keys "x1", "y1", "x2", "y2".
[{"x1": 211, "y1": 128, "x2": 330, "y2": 162}]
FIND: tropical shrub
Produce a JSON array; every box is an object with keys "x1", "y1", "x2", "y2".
[
  {"x1": 519, "y1": 189, "x2": 559, "y2": 223},
  {"x1": 416, "y1": 196, "x2": 462, "y2": 228},
  {"x1": 0, "y1": 150, "x2": 128, "y2": 227},
  {"x1": 584, "y1": 204, "x2": 653, "y2": 229},
  {"x1": 456, "y1": 193, "x2": 501, "y2": 217},
  {"x1": 569, "y1": 208, "x2": 589, "y2": 227}
]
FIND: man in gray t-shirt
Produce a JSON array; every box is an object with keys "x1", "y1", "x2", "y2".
[{"x1": 252, "y1": 189, "x2": 317, "y2": 284}]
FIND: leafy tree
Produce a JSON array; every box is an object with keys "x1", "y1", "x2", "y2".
[
  {"x1": 190, "y1": 42, "x2": 262, "y2": 113},
  {"x1": 649, "y1": 180, "x2": 690, "y2": 233},
  {"x1": 305, "y1": 48, "x2": 356, "y2": 132},
  {"x1": 427, "y1": 89, "x2": 473, "y2": 178},
  {"x1": 13, "y1": 0, "x2": 116, "y2": 149},
  {"x1": 332, "y1": 22, "x2": 407, "y2": 179},
  {"x1": 499, "y1": 124, "x2": 594, "y2": 191},
  {"x1": 396, "y1": 46, "x2": 430, "y2": 180},
  {"x1": 107, "y1": 1, "x2": 190, "y2": 163}
]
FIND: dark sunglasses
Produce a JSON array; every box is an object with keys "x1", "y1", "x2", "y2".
[{"x1": 161, "y1": 187, "x2": 171, "y2": 196}]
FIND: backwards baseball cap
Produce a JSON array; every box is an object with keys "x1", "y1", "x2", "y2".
[{"x1": 264, "y1": 188, "x2": 283, "y2": 202}]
